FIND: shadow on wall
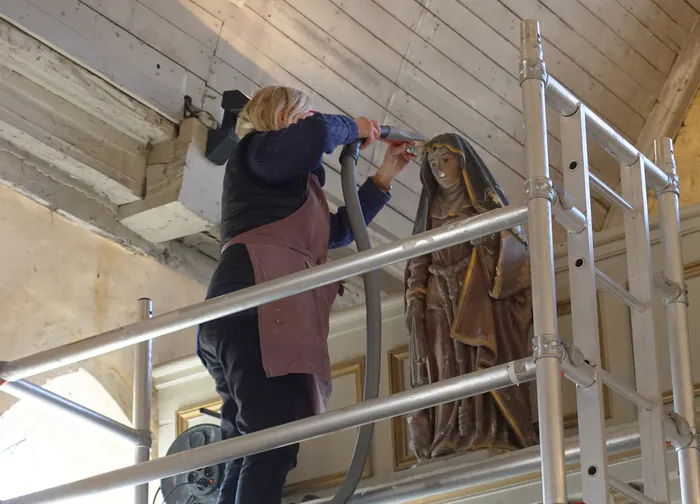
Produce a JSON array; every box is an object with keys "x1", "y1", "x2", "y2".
[{"x1": 0, "y1": 370, "x2": 134, "y2": 503}]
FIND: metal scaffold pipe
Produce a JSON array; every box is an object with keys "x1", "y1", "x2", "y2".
[
  {"x1": 0, "y1": 359, "x2": 537, "y2": 504},
  {"x1": 308, "y1": 426, "x2": 643, "y2": 503},
  {"x1": 133, "y1": 298, "x2": 153, "y2": 504},
  {"x1": 520, "y1": 19, "x2": 568, "y2": 504},
  {"x1": 0, "y1": 205, "x2": 528, "y2": 384},
  {"x1": 1, "y1": 379, "x2": 142, "y2": 445},
  {"x1": 544, "y1": 79, "x2": 671, "y2": 192},
  {"x1": 655, "y1": 137, "x2": 700, "y2": 504}
]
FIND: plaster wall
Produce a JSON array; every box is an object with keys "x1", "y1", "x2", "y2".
[{"x1": 0, "y1": 184, "x2": 206, "y2": 427}]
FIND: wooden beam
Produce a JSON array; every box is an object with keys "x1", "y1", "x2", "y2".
[
  {"x1": 0, "y1": 140, "x2": 216, "y2": 285},
  {"x1": 603, "y1": 19, "x2": 700, "y2": 230},
  {"x1": 636, "y1": 19, "x2": 700, "y2": 160},
  {"x1": 0, "y1": 65, "x2": 148, "y2": 204},
  {"x1": 0, "y1": 17, "x2": 175, "y2": 143},
  {"x1": 119, "y1": 118, "x2": 222, "y2": 242}
]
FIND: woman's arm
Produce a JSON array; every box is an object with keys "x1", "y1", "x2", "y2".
[
  {"x1": 328, "y1": 178, "x2": 390, "y2": 249},
  {"x1": 244, "y1": 114, "x2": 358, "y2": 183},
  {"x1": 328, "y1": 142, "x2": 416, "y2": 249}
]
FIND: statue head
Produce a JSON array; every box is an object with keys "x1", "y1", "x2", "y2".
[
  {"x1": 426, "y1": 146, "x2": 462, "y2": 190},
  {"x1": 413, "y1": 133, "x2": 527, "y2": 245},
  {"x1": 420, "y1": 133, "x2": 509, "y2": 207}
]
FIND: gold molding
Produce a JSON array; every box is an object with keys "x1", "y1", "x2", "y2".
[
  {"x1": 175, "y1": 398, "x2": 222, "y2": 437},
  {"x1": 388, "y1": 346, "x2": 414, "y2": 471},
  {"x1": 284, "y1": 356, "x2": 371, "y2": 495},
  {"x1": 683, "y1": 259, "x2": 700, "y2": 280},
  {"x1": 174, "y1": 356, "x2": 371, "y2": 495}
]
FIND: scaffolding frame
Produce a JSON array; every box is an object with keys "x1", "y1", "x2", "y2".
[{"x1": 0, "y1": 19, "x2": 698, "y2": 504}]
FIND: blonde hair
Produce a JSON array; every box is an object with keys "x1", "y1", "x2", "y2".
[{"x1": 236, "y1": 86, "x2": 312, "y2": 138}]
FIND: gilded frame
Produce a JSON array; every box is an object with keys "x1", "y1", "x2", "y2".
[{"x1": 174, "y1": 356, "x2": 371, "y2": 495}]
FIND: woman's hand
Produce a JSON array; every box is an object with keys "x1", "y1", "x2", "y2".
[
  {"x1": 372, "y1": 142, "x2": 417, "y2": 192},
  {"x1": 355, "y1": 117, "x2": 381, "y2": 149}
]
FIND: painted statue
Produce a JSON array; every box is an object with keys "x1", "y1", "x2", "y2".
[{"x1": 404, "y1": 133, "x2": 536, "y2": 460}]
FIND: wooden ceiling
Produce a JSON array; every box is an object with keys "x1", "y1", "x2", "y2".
[{"x1": 1, "y1": 0, "x2": 699, "y2": 301}]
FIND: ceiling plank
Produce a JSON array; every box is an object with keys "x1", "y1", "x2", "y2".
[
  {"x1": 614, "y1": 0, "x2": 687, "y2": 52},
  {"x1": 81, "y1": 0, "x2": 214, "y2": 79},
  {"x1": 137, "y1": 0, "x2": 222, "y2": 50},
  {"x1": 472, "y1": 0, "x2": 655, "y2": 119},
  {"x1": 538, "y1": 0, "x2": 666, "y2": 94},
  {"x1": 1, "y1": 0, "x2": 204, "y2": 121},
  {"x1": 651, "y1": 0, "x2": 699, "y2": 32},
  {"x1": 576, "y1": 0, "x2": 677, "y2": 75}
]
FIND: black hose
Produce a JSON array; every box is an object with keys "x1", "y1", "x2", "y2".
[{"x1": 331, "y1": 139, "x2": 383, "y2": 504}]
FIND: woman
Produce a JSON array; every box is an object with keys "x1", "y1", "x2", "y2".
[
  {"x1": 197, "y1": 86, "x2": 415, "y2": 503},
  {"x1": 405, "y1": 133, "x2": 536, "y2": 460}
]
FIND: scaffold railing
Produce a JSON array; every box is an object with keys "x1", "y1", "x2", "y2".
[{"x1": 0, "y1": 19, "x2": 697, "y2": 504}]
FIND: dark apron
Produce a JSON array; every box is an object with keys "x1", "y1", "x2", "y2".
[{"x1": 221, "y1": 174, "x2": 340, "y2": 413}]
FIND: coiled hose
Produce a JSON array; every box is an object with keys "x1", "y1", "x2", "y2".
[{"x1": 331, "y1": 126, "x2": 424, "y2": 503}]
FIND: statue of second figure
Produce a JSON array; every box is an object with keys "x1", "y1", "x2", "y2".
[{"x1": 405, "y1": 133, "x2": 537, "y2": 460}]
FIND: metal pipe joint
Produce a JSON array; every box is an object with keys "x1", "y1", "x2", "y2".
[
  {"x1": 665, "y1": 412, "x2": 699, "y2": 451},
  {"x1": 560, "y1": 344, "x2": 595, "y2": 389},
  {"x1": 653, "y1": 271, "x2": 688, "y2": 306},
  {"x1": 552, "y1": 184, "x2": 586, "y2": 234},
  {"x1": 655, "y1": 137, "x2": 680, "y2": 197},
  {"x1": 136, "y1": 429, "x2": 153, "y2": 449},
  {"x1": 656, "y1": 174, "x2": 680, "y2": 197},
  {"x1": 524, "y1": 176, "x2": 556, "y2": 203},
  {"x1": 519, "y1": 20, "x2": 547, "y2": 84},
  {"x1": 532, "y1": 334, "x2": 565, "y2": 362}
]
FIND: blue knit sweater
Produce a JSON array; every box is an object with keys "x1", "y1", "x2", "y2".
[{"x1": 242, "y1": 113, "x2": 391, "y2": 249}]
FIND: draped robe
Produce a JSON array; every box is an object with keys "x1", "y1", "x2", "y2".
[{"x1": 405, "y1": 133, "x2": 537, "y2": 459}]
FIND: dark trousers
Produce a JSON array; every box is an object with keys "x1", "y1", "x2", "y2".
[{"x1": 197, "y1": 310, "x2": 314, "y2": 503}]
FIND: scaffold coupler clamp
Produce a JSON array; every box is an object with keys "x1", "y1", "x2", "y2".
[
  {"x1": 532, "y1": 334, "x2": 564, "y2": 363},
  {"x1": 519, "y1": 21, "x2": 547, "y2": 85},
  {"x1": 136, "y1": 428, "x2": 153, "y2": 450},
  {"x1": 525, "y1": 176, "x2": 556, "y2": 204},
  {"x1": 666, "y1": 279, "x2": 689, "y2": 306},
  {"x1": 656, "y1": 172, "x2": 680, "y2": 197},
  {"x1": 552, "y1": 184, "x2": 586, "y2": 234},
  {"x1": 666, "y1": 412, "x2": 699, "y2": 452}
]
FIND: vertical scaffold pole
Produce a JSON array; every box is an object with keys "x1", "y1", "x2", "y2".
[
  {"x1": 520, "y1": 19, "x2": 567, "y2": 504},
  {"x1": 133, "y1": 298, "x2": 153, "y2": 504},
  {"x1": 655, "y1": 137, "x2": 700, "y2": 504},
  {"x1": 620, "y1": 157, "x2": 670, "y2": 502},
  {"x1": 561, "y1": 106, "x2": 611, "y2": 503}
]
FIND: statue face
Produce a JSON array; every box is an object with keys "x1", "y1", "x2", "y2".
[{"x1": 427, "y1": 147, "x2": 462, "y2": 189}]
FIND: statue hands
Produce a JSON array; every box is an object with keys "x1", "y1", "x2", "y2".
[{"x1": 406, "y1": 296, "x2": 429, "y2": 387}]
